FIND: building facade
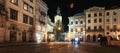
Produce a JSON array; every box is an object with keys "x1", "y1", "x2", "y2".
[
  {"x1": 68, "y1": 13, "x2": 85, "y2": 41},
  {"x1": 85, "y1": 6, "x2": 120, "y2": 42},
  {"x1": 105, "y1": 8, "x2": 120, "y2": 40},
  {"x1": 0, "y1": 0, "x2": 7, "y2": 42},
  {"x1": 1, "y1": 0, "x2": 36, "y2": 42},
  {"x1": 85, "y1": 7, "x2": 105, "y2": 42},
  {"x1": 35, "y1": 0, "x2": 48, "y2": 43}
]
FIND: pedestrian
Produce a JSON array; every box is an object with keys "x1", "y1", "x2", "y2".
[{"x1": 48, "y1": 39, "x2": 50, "y2": 43}]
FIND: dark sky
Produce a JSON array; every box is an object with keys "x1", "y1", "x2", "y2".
[{"x1": 43, "y1": 0, "x2": 120, "y2": 32}]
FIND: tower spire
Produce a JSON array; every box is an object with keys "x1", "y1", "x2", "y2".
[{"x1": 56, "y1": 6, "x2": 61, "y2": 15}]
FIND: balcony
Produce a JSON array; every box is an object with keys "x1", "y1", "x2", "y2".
[{"x1": 86, "y1": 29, "x2": 104, "y2": 32}]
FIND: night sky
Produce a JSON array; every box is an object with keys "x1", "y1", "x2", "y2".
[{"x1": 43, "y1": 0, "x2": 120, "y2": 32}]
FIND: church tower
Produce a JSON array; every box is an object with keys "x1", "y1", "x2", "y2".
[{"x1": 54, "y1": 7, "x2": 62, "y2": 25}]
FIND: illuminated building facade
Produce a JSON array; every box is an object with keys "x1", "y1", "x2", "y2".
[
  {"x1": 85, "y1": 7, "x2": 105, "y2": 42},
  {"x1": 85, "y1": 6, "x2": 120, "y2": 42},
  {"x1": 68, "y1": 13, "x2": 85, "y2": 41},
  {"x1": 3, "y1": 0, "x2": 36, "y2": 42},
  {"x1": 105, "y1": 8, "x2": 120, "y2": 40},
  {"x1": 35, "y1": 0, "x2": 48, "y2": 43}
]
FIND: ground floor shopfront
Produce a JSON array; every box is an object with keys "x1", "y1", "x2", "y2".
[{"x1": 1, "y1": 21, "x2": 35, "y2": 42}]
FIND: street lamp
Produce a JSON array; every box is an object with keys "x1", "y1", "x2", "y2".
[{"x1": 57, "y1": 26, "x2": 61, "y2": 31}]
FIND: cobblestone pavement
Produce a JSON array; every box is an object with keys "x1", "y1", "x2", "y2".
[{"x1": 0, "y1": 42, "x2": 120, "y2": 53}]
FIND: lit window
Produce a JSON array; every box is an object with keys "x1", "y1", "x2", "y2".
[
  {"x1": 10, "y1": 0, "x2": 18, "y2": 5},
  {"x1": 23, "y1": 3, "x2": 28, "y2": 11},
  {"x1": 29, "y1": 6, "x2": 33, "y2": 14}
]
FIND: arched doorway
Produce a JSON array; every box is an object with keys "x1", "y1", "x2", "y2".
[
  {"x1": 9, "y1": 24, "x2": 18, "y2": 42},
  {"x1": 87, "y1": 35, "x2": 90, "y2": 42},
  {"x1": 93, "y1": 35, "x2": 96, "y2": 42},
  {"x1": 98, "y1": 34, "x2": 103, "y2": 42}
]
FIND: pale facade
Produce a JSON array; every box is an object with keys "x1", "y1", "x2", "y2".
[
  {"x1": 2, "y1": 0, "x2": 36, "y2": 42},
  {"x1": 35, "y1": 0, "x2": 48, "y2": 43},
  {"x1": 68, "y1": 13, "x2": 85, "y2": 41},
  {"x1": 105, "y1": 8, "x2": 120, "y2": 40},
  {"x1": 85, "y1": 7, "x2": 105, "y2": 42}
]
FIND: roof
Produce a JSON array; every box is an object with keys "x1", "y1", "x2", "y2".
[{"x1": 73, "y1": 13, "x2": 84, "y2": 16}]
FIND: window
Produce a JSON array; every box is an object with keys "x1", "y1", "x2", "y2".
[
  {"x1": 23, "y1": 2, "x2": 33, "y2": 14},
  {"x1": 10, "y1": 9, "x2": 18, "y2": 20},
  {"x1": 106, "y1": 12, "x2": 109, "y2": 16},
  {"x1": 30, "y1": 0, "x2": 33, "y2": 3},
  {"x1": 106, "y1": 19, "x2": 109, "y2": 22},
  {"x1": 88, "y1": 14, "x2": 91, "y2": 17},
  {"x1": 113, "y1": 25, "x2": 117, "y2": 29},
  {"x1": 71, "y1": 29, "x2": 73, "y2": 32},
  {"x1": 106, "y1": 26, "x2": 110, "y2": 30},
  {"x1": 75, "y1": 21, "x2": 78, "y2": 24},
  {"x1": 113, "y1": 11, "x2": 117, "y2": 15},
  {"x1": 94, "y1": 26, "x2": 97, "y2": 30},
  {"x1": 88, "y1": 26, "x2": 91, "y2": 30},
  {"x1": 29, "y1": 17, "x2": 33, "y2": 25},
  {"x1": 10, "y1": 0, "x2": 18, "y2": 5},
  {"x1": 94, "y1": 13, "x2": 97, "y2": 17},
  {"x1": 80, "y1": 21, "x2": 83, "y2": 24},
  {"x1": 71, "y1": 21, "x2": 73, "y2": 24},
  {"x1": 23, "y1": 2, "x2": 28, "y2": 11},
  {"x1": 75, "y1": 28, "x2": 77, "y2": 32},
  {"x1": 113, "y1": 18, "x2": 117, "y2": 22},
  {"x1": 23, "y1": 14, "x2": 28, "y2": 23},
  {"x1": 29, "y1": 6, "x2": 33, "y2": 14},
  {"x1": 99, "y1": 13, "x2": 102, "y2": 16},
  {"x1": 99, "y1": 26, "x2": 102, "y2": 30},
  {"x1": 99, "y1": 18, "x2": 102, "y2": 23},
  {"x1": 94, "y1": 19, "x2": 97, "y2": 23},
  {"x1": 88, "y1": 20, "x2": 91, "y2": 23}
]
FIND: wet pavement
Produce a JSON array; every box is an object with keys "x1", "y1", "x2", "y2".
[{"x1": 0, "y1": 42, "x2": 120, "y2": 53}]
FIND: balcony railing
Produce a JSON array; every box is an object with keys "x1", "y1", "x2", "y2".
[{"x1": 86, "y1": 29, "x2": 104, "y2": 32}]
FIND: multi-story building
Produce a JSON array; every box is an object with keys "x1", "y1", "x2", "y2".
[
  {"x1": 35, "y1": 0, "x2": 48, "y2": 43},
  {"x1": 68, "y1": 13, "x2": 85, "y2": 41},
  {"x1": 3, "y1": 0, "x2": 36, "y2": 42},
  {"x1": 105, "y1": 8, "x2": 120, "y2": 40},
  {"x1": 0, "y1": 0, "x2": 7, "y2": 42},
  {"x1": 85, "y1": 7, "x2": 105, "y2": 42}
]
